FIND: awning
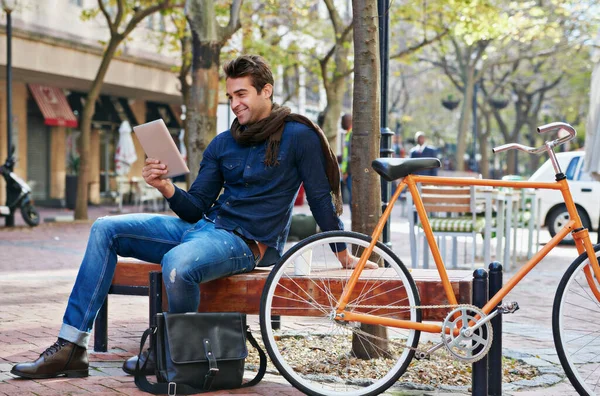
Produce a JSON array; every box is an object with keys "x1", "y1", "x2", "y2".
[
  {"x1": 67, "y1": 92, "x2": 137, "y2": 127},
  {"x1": 28, "y1": 84, "x2": 78, "y2": 128},
  {"x1": 147, "y1": 101, "x2": 181, "y2": 129}
]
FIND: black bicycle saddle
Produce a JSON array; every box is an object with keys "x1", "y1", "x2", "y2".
[{"x1": 371, "y1": 158, "x2": 441, "y2": 182}]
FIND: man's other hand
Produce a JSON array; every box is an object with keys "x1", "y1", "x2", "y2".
[{"x1": 335, "y1": 249, "x2": 379, "y2": 269}]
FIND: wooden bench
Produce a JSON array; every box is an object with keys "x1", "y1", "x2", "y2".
[{"x1": 93, "y1": 258, "x2": 473, "y2": 352}]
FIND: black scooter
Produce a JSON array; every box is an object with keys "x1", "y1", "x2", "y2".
[{"x1": 0, "y1": 146, "x2": 40, "y2": 226}]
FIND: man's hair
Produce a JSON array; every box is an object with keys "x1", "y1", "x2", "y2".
[
  {"x1": 223, "y1": 55, "x2": 274, "y2": 100},
  {"x1": 341, "y1": 113, "x2": 352, "y2": 131}
]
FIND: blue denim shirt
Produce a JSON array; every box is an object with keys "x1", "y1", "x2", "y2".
[{"x1": 166, "y1": 121, "x2": 344, "y2": 264}]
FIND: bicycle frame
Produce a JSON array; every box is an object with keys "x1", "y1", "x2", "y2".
[{"x1": 336, "y1": 172, "x2": 600, "y2": 334}]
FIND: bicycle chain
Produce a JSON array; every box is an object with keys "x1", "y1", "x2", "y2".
[
  {"x1": 345, "y1": 303, "x2": 472, "y2": 310},
  {"x1": 342, "y1": 303, "x2": 491, "y2": 362}
]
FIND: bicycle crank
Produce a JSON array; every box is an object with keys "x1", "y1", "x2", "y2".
[{"x1": 440, "y1": 305, "x2": 493, "y2": 363}]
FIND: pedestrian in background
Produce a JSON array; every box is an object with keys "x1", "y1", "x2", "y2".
[
  {"x1": 392, "y1": 133, "x2": 405, "y2": 158},
  {"x1": 409, "y1": 131, "x2": 438, "y2": 176}
]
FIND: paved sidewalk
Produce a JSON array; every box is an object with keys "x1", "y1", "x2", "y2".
[{"x1": 0, "y1": 203, "x2": 588, "y2": 395}]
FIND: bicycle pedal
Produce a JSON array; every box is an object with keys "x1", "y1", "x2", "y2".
[
  {"x1": 498, "y1": 301, "x2": 519, "y2": 314},
  {"x1": 414, "y1": 351, "x2": 430, "y2": 360}
]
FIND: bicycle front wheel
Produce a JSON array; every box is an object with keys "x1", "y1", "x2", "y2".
[
  {"x1": 553, "y1": 245, "x2": 600, "y2": 396},
  {"x1": 260, "y1": 231, "x2": 421, "y2": 396}
]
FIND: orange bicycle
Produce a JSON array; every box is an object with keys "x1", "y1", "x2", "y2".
[{"x1": 259, "y1": 122, "x2": 600, "y2": 395}]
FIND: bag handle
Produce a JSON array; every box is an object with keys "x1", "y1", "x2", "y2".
[{"x1": 134, "y1": 325, "x2": 267, "y2": 395}]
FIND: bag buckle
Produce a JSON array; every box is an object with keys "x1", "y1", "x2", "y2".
[
  {"x1": 209, "y1": 367, "x2": 219, "y2": 374},
  {"x1": 168, "y1": 382, "x2": 177, "y2": 396}
]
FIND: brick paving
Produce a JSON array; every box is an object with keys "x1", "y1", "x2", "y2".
[{"x1": 0, "y1": 202, "x2": 589, "y2": 395}]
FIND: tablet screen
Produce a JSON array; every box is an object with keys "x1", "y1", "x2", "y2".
[{"x1": 133, "y1": 119, "x2": 190, "y2": 179}]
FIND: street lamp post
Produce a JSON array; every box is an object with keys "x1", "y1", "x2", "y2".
[
  {"x1": 2, "y1": 0, "x2": 15, "y2": 227},
  {"x1": 378, "y1": 0, "x2": 393, "y2": 250}
]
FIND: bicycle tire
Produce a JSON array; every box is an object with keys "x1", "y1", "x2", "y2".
[
  {"x1": 553, "y1": 244, "x2": 600, "y2": 396},
  {"x1": 260, "y1": 231, "x2": 421, "y2": 396}
]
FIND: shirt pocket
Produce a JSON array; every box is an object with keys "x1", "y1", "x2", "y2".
[
  {"x1": 222, "y1": 158, "x2": 243, "y2": 183},
  {"x1": 253, "y1": 150, "x2": 287, "y2": 181}
]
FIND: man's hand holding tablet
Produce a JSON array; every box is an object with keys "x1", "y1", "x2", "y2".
[
  {"x1": 142, "y1": 158, "x2": 175, "y2": 198},
  {"x1": 133, "y1": 119, "x2": 190, "y2": 199}
]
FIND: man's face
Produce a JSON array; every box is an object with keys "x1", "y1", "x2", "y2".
[
  {"x1": 417, "y1": 136, "x2": 425, "y2": 145},
  {"x1": 226, "y1": 76, "x2": 273, "y2": 125}
]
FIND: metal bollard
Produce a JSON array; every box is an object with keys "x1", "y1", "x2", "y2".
[
  {"x1": 488, "y1": 262, "x2": 503, "y2": 395},
  {"x1": 472, "y1": 268, "x2": 488, "y2": 396}
]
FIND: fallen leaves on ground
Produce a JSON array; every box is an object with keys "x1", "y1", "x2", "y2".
[{"x1": 246, "y1": 337, "x2": 538, "y2": 387}]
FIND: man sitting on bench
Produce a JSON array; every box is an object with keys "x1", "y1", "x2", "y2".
[{"x1": 11, "y1": 54, "x2": 376, "y2": 380}]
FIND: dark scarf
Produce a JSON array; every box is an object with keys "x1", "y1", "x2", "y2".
[{"x1": 230, "y1": 103, "x2": 343, "y2": 215}]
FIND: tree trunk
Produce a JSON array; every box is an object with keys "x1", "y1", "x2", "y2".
[
  {"x1": 351, "y1": 0, "x2": 387, "y2": 359},
  {"x1": 509, "y1": 108, "x2": 529, "y2": 175},
  {"x1": 73, "y1": 0, "x2": 175, "y2": 219},
  {"x1": 75, "y1": 39, "x2": 120, "y2": 220},
  {"x1": 456, "y1": 68, "x2": 475, "y2": 172},
  {"x1": 187, "y1": 41, "x2": 221, "y2": 176},
  {"x1": 527, "y1": 117, "x2": 541, "y2": 175},
  {"x1": 322, "y1": 79, "x2": 345, "y2": 150},
  {"x1": 478, "y1": 108, "x2": 490, "y2": 178},
  {"x1": 318, "y1": 0, "x2": 352, "y2": 152},
  {"x1": 185, "y1": 0, "x2": 241, "y2": 175},
  {"x1": 321, "y1": 48, "x2": 351, "y2": 151},
  {"x1": 178, "y1": 33, "x2": 192, "y2": 187}
]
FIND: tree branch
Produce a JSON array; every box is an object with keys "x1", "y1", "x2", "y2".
[
  {"x1": 122, "y1": 1, "x2": 179, "y2": 39},
  {"x1": 97, "y1": 0, "x2": 115, "y2": 35},
  {"x1": 219, "y1": 0, "x2": 242, "y2": 42},
  {"x1": 390, "y1": 28, "x2": 448, "y2": 60},
  {"x1": 114, "y1": 0, "x2": 124, "y2": 29},
  {"x1": 323, "y1": 0, "x2": 342, "y2": 33}
]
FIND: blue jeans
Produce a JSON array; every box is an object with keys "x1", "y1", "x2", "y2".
[{"x1": 58, "y1": 214, "x2": 257, "y2": 348}]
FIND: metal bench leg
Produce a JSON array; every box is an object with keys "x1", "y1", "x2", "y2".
[{"x1": 94, "y1": 297, "x2": 108, "y2": 352}]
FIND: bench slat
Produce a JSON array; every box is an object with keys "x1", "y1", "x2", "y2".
[
  {"x1": 112, "y1": 260, "x2": 161, "y2": 287},
  {"x1": 112, "y1": 260, "x2": 471, "y2": 321}
]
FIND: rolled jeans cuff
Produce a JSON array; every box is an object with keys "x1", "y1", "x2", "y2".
[{"x1": 59, "y1": 323, "x2": 90, "y2": 348}]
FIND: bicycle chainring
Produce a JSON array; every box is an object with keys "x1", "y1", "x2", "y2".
[{"x1": 441, "y1": 305, "x2": 493, "y2": 363}]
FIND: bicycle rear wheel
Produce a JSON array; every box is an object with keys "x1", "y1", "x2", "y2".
[
  {"x1": 260, "y1": 231, "x2": 421, "y2": 396},
  {"x1": 553, "y1": 245, "x2": 600, "y2": 396}
]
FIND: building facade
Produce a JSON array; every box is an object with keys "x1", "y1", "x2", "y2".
[
  {"x1": 0, "y1": 0, "x2": 344, "y2": 209},
  {"x1": 0, "y1": 0, "x2": 182, "y2": 206}
]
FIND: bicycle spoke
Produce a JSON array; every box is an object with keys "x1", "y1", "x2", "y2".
[{"x1": 261, "y1": 232, "x2": 421, "y2": 396}]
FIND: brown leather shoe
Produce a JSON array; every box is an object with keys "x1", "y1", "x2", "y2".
[{"x1": 11, "y1": 339, "x2": 89, "y2": 379}]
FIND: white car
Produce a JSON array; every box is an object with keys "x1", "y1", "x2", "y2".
[{"x1": 528, "y1": 150, "x2": 599, "y2": 241}]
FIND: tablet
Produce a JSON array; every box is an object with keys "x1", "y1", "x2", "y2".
[{"x1": 133, "y1": 119, "x2": 190, "y2": 179}]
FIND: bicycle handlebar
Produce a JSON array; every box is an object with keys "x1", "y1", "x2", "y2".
[{"x1": 492, "y1": 122, "x2": 577, "y2": 155}]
